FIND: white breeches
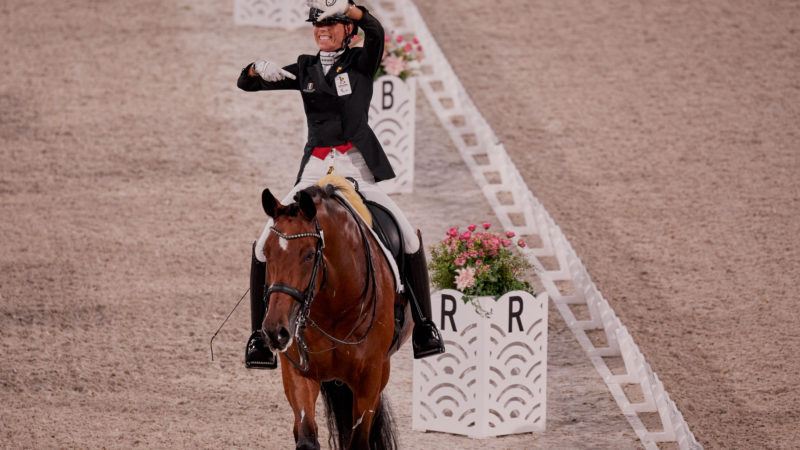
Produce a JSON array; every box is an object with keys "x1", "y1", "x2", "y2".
[{"x1": 254, "y1": 147, "x2": 418, "y2": 262}]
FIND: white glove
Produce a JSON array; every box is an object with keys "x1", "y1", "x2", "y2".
[
  {"x1": 307, "y1": 0, "x2": 349, "y2": 21},
  {"x1": 252, "y1": 60, "x2": 296, "y2": 82}
]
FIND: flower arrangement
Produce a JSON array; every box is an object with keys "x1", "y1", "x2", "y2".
[
  {"x1": 429, "y1": 222, "x2": 535, "y2": 302},
  {"x1": 350, "y1": 30, "x2": 423, "y2": 81}
]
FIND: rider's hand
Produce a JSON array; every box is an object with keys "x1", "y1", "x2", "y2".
[
  {"x1": 252, "y1": 60, "x2": 296, "y2": 82},
  {"x1": 307, "y1": 0, "x2": 350, "y2": 21}
]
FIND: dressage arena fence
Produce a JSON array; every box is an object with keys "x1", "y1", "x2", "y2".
[{"x1": 234, "y1": 1, "x2": 702, "y2": 448}]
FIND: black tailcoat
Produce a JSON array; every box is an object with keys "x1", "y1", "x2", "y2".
[{"x1": 237, "y1": 7, "x2": 395, "y2": 182}]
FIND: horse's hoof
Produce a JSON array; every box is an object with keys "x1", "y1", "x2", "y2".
[{"x1": 295, "y1": 436, "x2": 320, "y2": 450}]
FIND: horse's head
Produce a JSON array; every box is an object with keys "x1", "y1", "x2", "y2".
[{"x1": 260, "y1": 187, "x2": 325, "y2": 353}]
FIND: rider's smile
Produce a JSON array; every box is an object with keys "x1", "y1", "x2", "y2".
[{"x1": 314, "y1": 22, "x2": 351, "y2": 52}]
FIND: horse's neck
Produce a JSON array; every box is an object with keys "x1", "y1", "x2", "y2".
[{"x1": 317, "y1": 208, "x2": 373, "y2": 312}]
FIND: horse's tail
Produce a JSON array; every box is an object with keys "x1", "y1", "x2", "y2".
[
  {"x1": 321, "y1": 381, "x2": 398, "y2": 450},
  {"x1": 321, "y1": 380, "x2": 353, "y2": 450}
]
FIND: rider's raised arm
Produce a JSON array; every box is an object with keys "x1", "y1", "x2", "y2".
[
  {"x1": 350, "y1": 6, "x2": 385, "y2": 77},
  {"x1": 237, "y1": 62, "x2": 299, "y2": 92}
]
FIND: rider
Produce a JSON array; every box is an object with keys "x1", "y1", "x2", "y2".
[{"x1": 237, "y1": 0, "x2": 444, "y2": 369}]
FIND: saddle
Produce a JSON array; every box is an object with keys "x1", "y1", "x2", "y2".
[
  {"x1": 364, "y1": 200, "x2": 404, "y2": 265},
  {"x1": 362, "y1": 199, "x2": 411, "y2": 354}
]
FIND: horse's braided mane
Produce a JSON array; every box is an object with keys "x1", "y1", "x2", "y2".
[
  {"x1": 281, "y1": 176, "x2": 371, "y2": 226},
  {"x1": 315, "y1": 174, "x2": 372, "y2": 227}
]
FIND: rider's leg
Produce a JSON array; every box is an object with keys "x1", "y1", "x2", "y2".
[
  {"x1": 246, "y1": 241, "x2": 278, "y2": 369},
  {"x1": 402, "y1": 231, "x2": 446, "y2": 358}
]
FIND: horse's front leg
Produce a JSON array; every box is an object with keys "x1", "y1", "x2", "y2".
[
  {"x1": 349, "y1": 393, "x2": 379, "y2": 449},
  {"x1": 347, "y1": 367, "x2": 387, "y2": 450},
  {"x1": 280, "y1": 361, "x2": 321, "y2": 450}
]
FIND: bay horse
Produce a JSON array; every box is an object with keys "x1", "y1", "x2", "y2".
[{"x1": 260, "y1": 176, "x2": 412, "y2": 449}]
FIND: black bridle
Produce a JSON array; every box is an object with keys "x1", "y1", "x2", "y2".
[
  {"x1": 266, "y1": 219, "x2": 326, "y2": 321},
  {"x1": 265, "y1": 196, "x2": 379, "y2": 372}
]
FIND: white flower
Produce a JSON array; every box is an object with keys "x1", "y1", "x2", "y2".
[{"x1": 454, "y1": 267, "x2": 476, "y2": 291}]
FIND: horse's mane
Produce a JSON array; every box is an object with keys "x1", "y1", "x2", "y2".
[{"x1": 316, "y1": 174, "x2": 372, "y2": 227}]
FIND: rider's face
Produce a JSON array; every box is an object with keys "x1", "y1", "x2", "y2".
[{"x1": 313, "y1": 21, "x2": 352, "y2": 52}]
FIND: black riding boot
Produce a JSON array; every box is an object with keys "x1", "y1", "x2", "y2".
[
  {"x1": 404, "y1": 231, "x2": 445, "y2": 359},
  {"x1": 245, "y1": 242, "x2": 278, "y2": 370}
]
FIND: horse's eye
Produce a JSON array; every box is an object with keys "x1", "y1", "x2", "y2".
[{"x1": 304, "y1": 251, "x2": 315, "y2": 262}]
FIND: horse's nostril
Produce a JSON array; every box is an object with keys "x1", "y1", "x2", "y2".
[
  {"x1": 265, "y1": 325, "x2": 292, "y2": 351},
  {"x1": 278, "y1": 327, "x2": 291, "y2": 346}
]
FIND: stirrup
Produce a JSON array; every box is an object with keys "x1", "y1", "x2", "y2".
[
  {"x1": 245, "y1": 331, "x2": 278, "y2": 370},
  {"x1": 412, "y1": 319, "x2": 445, "y2": 359}
]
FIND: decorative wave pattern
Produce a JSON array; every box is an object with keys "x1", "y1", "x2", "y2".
[
  {"x1": 233, "y1": 0, "x2": 307, "y2": 30},
  {"x1": 369, "y1": 76, "x2": 416, "y2": 193},
  {"x1": 413, "y1": 290, "x2": 548, "y2": 438}
]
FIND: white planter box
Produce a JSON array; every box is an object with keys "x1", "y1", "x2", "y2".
[
  {"x1": 412, "y1": 290, "x2": 548, "y2": 438},
  {"x1": 234, "y1": 0, "x2": 307, "y2": 30},
  {"x1": 369, "y1": 75, "x2": 416, "y2": 194}
]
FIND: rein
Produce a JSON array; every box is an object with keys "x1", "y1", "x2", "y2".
[{"x1": 266, "y1": 196, "x2": 379, "y2": 372}]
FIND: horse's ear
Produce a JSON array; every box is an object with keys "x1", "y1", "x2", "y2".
[
  {"x1": 297, "y1": 190, "x2": 317, "y2": 219},
  {"x1": 262, "y1": 188, "x2": 278, "y2": 218}
]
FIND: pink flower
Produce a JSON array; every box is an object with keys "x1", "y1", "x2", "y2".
[
  {"x1": 461, "y1": 230, "x2": 471, "y2": 240},
  {"x1": 404, "y1": 42, "x2": 413, "y2": 52},
  {"x1": 501, "y1": 238, "x2": 512, "y2": 246},
  {"x1": 505, "y1": 230, "x2": 515, "y2": 238},
  {"x1": 413, "y1": 38, "x2": 419, "y2": 44},
  {"x1": 454, "y1": 256, "x2": 466, "y2": 267},
  {"x1": 446, "y1": 227, "x2": 459, "y2": 237},
  {"x1": 384, "y1": 35, "x2": 390, "y2": 42},
  {"x1": 396, "y1": 35, "x2": 404, "y2": 43},
  {"x1": 467, "y1": 224, "x2": 477, "y2": 232},
  {"x1": 382, "y1": 54, "x2": 406, "y2": 77},
  {"x1": 482, "y1": 222, "x2": 491, "y2": 230},
  {"x1": 476, "y1": 260, "x2": 483, "y2": 266},
  {"x1": 454, "y1": 267, "x2": 476, "y2": 290},
  {"x1": 517, "y1": 239, "x2": 526, "y2": 248}
]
